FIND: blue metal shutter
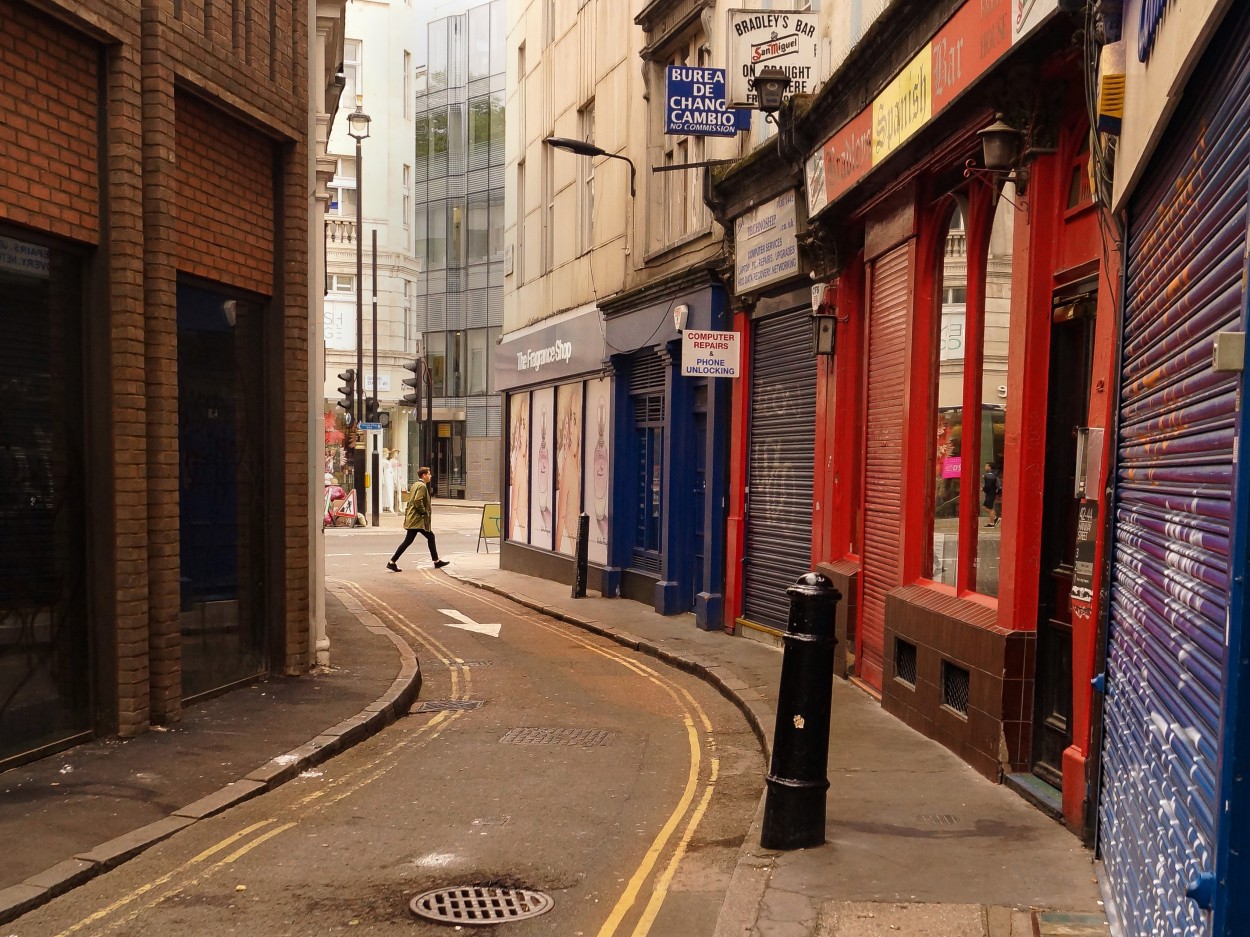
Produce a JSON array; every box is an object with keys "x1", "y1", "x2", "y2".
[
  {"x1": 1099, "y1": 19, "x2": 1250, "y2": 935},
  {"x1": 630, "y1": 350, "x2": 667, "y2": 574},
  {"x1": 742, "y1": 307, "x2": 817, "y2": 630}
]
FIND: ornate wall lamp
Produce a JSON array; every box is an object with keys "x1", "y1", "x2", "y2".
[{"x1": 962, "y1": 112, "x2": 1045, "y2": 214}]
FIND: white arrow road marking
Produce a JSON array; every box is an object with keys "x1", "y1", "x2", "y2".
[{"x1": 438, "y1": 608, "x2": 501, "y2": 637}]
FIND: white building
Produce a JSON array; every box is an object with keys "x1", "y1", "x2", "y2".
[{"x1": 322, "y1": 0, "x2": 427, "y2": 507}]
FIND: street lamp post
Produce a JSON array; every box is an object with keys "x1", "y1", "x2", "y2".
[{"x1": 347, "y1": 102, "x2": 371, "y2": 519}]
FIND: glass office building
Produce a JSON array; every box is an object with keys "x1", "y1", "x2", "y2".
[{"x1": 411, "y1": 0, "x2": 505, "y2": 499}]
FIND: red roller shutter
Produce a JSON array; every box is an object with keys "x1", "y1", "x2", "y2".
[{"x1": 859, "y1": 243, "x2": 911, "y2": 688}]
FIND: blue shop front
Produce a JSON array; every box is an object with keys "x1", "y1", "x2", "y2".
[{"x1": 601, "y1": 274, "x2": 731, "y2": 630}]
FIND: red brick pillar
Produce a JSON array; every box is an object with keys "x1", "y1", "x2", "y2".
[{"x1": 141, "y1": 12, "x2": 182, "y2": 723}]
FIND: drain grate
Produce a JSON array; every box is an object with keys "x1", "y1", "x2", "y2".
[
  {"x1": 453, "y1": 660, "x2": 494, "y2": 667},
  {"x1": 409, "y1": 885, "x2": 554, "y2": 925},
  {"x1": 919, "y1": 814, "x2": 958, "y2": 825},
  {"x1": 499, "y1": 727, "x2": 614, "y2": 747},
  {"x1": 414, "y1": 699, "x2": 484, "y2": 713}
]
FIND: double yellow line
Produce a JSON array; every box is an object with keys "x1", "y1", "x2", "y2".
[
  {"x1": 56, "y1": 580, "x2": 468, "y2": 937},
  {"x1": 61, "y1": 577, "x2": 721, "y2": 937},
  {"x1": 432, "y1": 573, "x2": 722, "y2": 937}
]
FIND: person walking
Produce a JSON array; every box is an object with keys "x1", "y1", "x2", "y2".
[
  {"x1": 982, "y1": 462, "x2": 1001, "y2": 527},
  {"x1": 387, "y1": 466, "x2": 449, "y2": 571}
]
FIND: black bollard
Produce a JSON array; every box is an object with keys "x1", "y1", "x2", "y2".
[
  {"x1": 760, "y1": 572, "x2": 841, "y2": 850},
  {"x1": 571, "y1": 512, "x2": 590, "y2": 598}
]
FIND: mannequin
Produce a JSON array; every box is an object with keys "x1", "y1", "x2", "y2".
[
  {"x1": 389, "y1": 449, "x2": 404, "y2": 512},
  {"x1": 379, "y1": 447, "x2": 396, "y2": 512}
]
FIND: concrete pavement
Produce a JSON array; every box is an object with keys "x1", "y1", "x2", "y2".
[{"x1": 444, "y1": 550, "x2": 1110, "y2": 937}]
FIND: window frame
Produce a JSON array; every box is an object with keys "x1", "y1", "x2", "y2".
[
  {"x1": 578, "y1": 101, "x2": 595, "y2": 256},
  {"x1": 918, "y1": 182, "x2": 1012, "y2": 604},
  {"x1": 650, "y1": 33, "x2": 712, "y2": 253}
]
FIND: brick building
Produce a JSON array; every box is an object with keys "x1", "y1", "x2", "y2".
[{"x1": 0, "y1": 0, "x2": 317, "y2": 769}]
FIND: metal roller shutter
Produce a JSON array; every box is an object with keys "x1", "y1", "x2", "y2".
[
  {"x1": 1099, "y1": 18, "x2": 1250, "y2": 935},
  {"x1": 630, "y1": 350, "x2": 667, "y2": 574},
  {"x1": 742, "y1": 307, "x2": 817, "y2": 630},
  {"x1": 859, "y1": 243, "x2": 910, "y2": 689}
]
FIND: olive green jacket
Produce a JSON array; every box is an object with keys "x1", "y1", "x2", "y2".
[{"x1": 403, "y1": 480, "x2": 431, "y2": 531}]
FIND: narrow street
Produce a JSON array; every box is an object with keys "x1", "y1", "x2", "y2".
[{"x1": 11, "y1": 509, "x2": 764, "y2": 936}]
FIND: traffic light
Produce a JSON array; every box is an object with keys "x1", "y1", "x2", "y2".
[
  {"x1": 365, "y1": 396, "x2": 380, "y2": 423},
  {"x1": 400, "y1": 358, "x2": 422, "y2": 408},
  {"x1": 336, "y1": 368, "x2": 357, "y2": 417}
]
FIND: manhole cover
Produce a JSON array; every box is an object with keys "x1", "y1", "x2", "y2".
[
  {"x1": 413, "y1": 699, "x2": 484, "y2": 713},
  {"x1": 409, "y1": 885, "x2": 554, "y2": 925},
  {"x1": 499, "y1": 727, "x2": 614, "y2": 746}
]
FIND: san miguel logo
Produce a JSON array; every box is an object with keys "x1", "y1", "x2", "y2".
[{"x1": 751, "y1": 33, "x2": 801, "y2": 64}]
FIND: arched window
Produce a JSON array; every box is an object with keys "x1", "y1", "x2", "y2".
[{"x1": 923, "y1": 184, "x2": 1016, "y2": 598}]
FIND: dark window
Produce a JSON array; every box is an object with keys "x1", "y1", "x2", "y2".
[
  {"x1": 0, "y1": 234, "x2": 90, "y2": 766},
  {"x1": 176, "y1": 281, "x2": 268, "y2": 699}
]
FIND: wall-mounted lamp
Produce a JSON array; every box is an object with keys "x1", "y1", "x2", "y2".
[
  {"x1": 754, "y1": 66, "x2": 791, "y2": 115},
  {"x1": 545, "y1": 136, "x2": 637, "y2": 198},
  {"x1": 812, "y1": 308, "x2": 837, "y2": 356},
  {"x1": 964, "y1": 113, "x2": 1030, "y2": 199}
]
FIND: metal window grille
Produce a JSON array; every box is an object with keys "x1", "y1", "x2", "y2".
[
  {"x1": 941, "y1": 661, "x2": 970, "y2": 716},
  {"x1": 894, "y1": 639, "x2": 917, "y2": 687}
]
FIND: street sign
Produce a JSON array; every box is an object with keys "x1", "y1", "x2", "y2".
[{"x1": 358, "y1": 422, "x2": 382, "y2": 431}]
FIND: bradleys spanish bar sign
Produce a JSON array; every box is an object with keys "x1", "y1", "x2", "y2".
[
  {"x1": 665, "y1": 67, "x2": 750, "y2": 137},
  {"x1": 805, "y1": 0, "x2": 1057, "y2": 217}
]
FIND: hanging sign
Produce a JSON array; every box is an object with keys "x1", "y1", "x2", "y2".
[
  {"x1": 665, "y1": 66, "x2": 751, "y2": 137},
  {"x1": 727, "y1": 10, "x2": 820, "y2": 108},
  {"x1": 681, "y1": 329, "x2": 741, "y2": 377}
]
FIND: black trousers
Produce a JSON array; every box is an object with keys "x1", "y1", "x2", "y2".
[{"x1": 391, "y1": 528, "x2": 439, "y2": 563}]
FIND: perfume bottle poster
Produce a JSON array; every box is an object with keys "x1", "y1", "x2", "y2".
[
  {"x1": 554, "y1": 382, "x2": 583, "y2": 557},
  {"x1": 506, "y1": 392, "x2": 530, "y2": 543},
  {"x1": 583, "y1": 377, "x2": 610, "y2": 566},
  {"x1": 529, "y1": 385, "x2": 555, "y2": 552}
]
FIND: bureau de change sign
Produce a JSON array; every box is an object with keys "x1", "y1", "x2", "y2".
[{"x1": 665, "y1": 66, "x2": 749, "y2": 137}]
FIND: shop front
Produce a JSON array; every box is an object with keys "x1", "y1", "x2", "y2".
[
  {"x1": 497, "y1": 304, "x2": 614, "y2": 591},
  {"x1": 721, "y1": 190, "x2": 820, "y2": 641},
  {"x1": 767, "y1": 0, "x2": 1117, "y2": 828},
  {"x1": 602, "y1": 275, "x2": 731, "y2": 627}
]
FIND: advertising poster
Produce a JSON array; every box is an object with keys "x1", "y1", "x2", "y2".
[
  {"x1": 529, "y1": 386, "x2": 555, "y2": 552},
  {"x1": 583, "y1": 377, "x2": 611, "y2": 566},
  {"x1": 507, "y1": 393, "x2": 530, "y2": 543},
  {"x1": 554, "y1": 382, "x2": 584, "y2": 557}
]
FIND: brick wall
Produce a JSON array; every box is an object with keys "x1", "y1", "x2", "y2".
[
  {"x1": 174, "y1": 94, "x2": 276, "y2": 295},
  {"x1": 0, "y1": 0, "x2": 100, "y2": 244},
  {"x1": 5, "y1": 0, "x2": 311, "y2": 748}
]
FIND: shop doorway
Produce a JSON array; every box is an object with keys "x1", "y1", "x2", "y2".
[
  {"x1": 432, "y1": 421, "x2": 466, "y2": 499},
  {"x1": 1032, "y1": 299, "x2": 1095, "y2": 787}
]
